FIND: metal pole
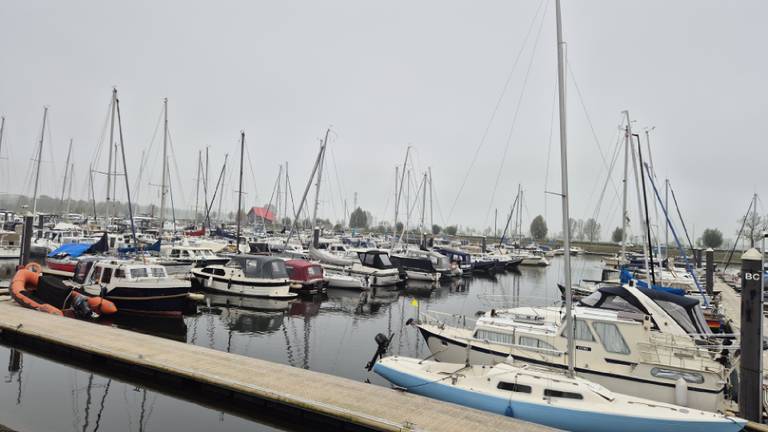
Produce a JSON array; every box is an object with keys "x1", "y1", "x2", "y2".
[
  {"x1": 194, "y1": 150, "x2": 201, "y2": 226},
  {"x1": 66, "y1": 163, "x2": 74, "y2": 215},
  {"x1": 555, "y1": 0, "x2": 574, "y2": 378},
  {"x1": 284, "y1": 138, "x2": 326, "y2": 247},
  {"x1": 664, "y1": 179, "x2": 669, "y2": 259},
  {"x1": 705, "y1": 247, "x2": 714, "y2": 296},
  {"x1": 160, "y1": 98, "x2": 168, "y2": 232},
  {"x1": 739, "y1": 247, "x2": 763, "y2": 422},
  {"x1": 635, "y1": 133, "x2": 656, "y2": 287},
  {"x1": 59, "y1": 139, "x2": 72, "y2": 209},
  {"x1": 32, "y1": 107, "x2": 48, "y2": 216},
  {"x1": 428, "y1": 167, "x2": 433, "y2": 232},
  {"x1": 115, "y1": 96, "x2": 138, "y2": 248},
  {"x1": 620, "y1": 126, "x2": 630, "y2": 260},
  {"x1": 235, "y1": 131, "x2": 245, "y2": 254},
  {"x1": 106, "y1": 89, "x2": 116, "y2": 226},
  {"x1": 312, "y1": 129, "x2": 330, "y2": 227}
]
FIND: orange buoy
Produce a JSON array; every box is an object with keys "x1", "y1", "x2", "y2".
[{"x1": 9, "y1": 267, "x2": 117, "y2": 318}]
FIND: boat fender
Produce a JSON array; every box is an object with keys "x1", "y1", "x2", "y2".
[
  {"x1": 504, "y1": 405, "x2": 514, "y2": 418},
  {"x1": 25, "y1": 262, "x2": 42, "y2": 273},
  {"x1": 675, "y1": 377, "x2": 688, "y2": 407}
]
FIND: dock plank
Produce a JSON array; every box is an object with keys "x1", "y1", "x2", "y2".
[{"x1": 0, "y1": 300, "x2": 552, "y2": 432}]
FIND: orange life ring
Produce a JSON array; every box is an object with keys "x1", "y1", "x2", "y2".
[{"x1": 25, "y1": 262, "x2": 43, "y2": 273}]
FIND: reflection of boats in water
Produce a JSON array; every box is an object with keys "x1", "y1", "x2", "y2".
[
  {"x1": 101, "y1": 313, "x2": 188, "y2": 342},
  {"x1": 203, "y1": 293, "x2": 294, "y2": 334},
  {"x1": 323, "y1": 287, "x2": 399, "y2": 315},
  {"x1": 403, "y1": 280, "x2": 438, "y2": 297}
]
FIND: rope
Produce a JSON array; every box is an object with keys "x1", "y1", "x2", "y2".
[{"x1": 447, "y1": 0, "x2": 547, "y2": 222}]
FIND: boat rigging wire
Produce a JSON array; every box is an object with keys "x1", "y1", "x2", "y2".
[{"x1": 446, "y1": 0, "x2": 547, "y2": 222}]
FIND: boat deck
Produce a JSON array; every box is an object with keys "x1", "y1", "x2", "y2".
[{"x1": 0, "y1": 299, "x2": 551, "y2": 432}]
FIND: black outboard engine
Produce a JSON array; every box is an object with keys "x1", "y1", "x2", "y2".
[
  {"x1": 71, "y1": 295, "x2": 96, "y2": 319},
  {"x1": 365, "y1": 333, "x2": 393, "y2": 371}
]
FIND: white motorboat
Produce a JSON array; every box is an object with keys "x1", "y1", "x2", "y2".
[{"x1": 191, "y1": 255, "x2": 297, "y2": 299}]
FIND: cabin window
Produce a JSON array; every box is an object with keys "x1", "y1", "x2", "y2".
[
  {"x1": 101, "y1": 268, "x2": 113, "y2": 284},
  {"x1": 363, "y1": 254, "x2": 376, "y2": 266},
  {"x1": 285, "y1": 265, "x2": 295, "y2": 278},
  {"x1": 130, "y1": 268, "x2": 149, "y2": 278},
  {"x1": 307, "y1": 266, "x2": 322, "y2": 277},
  {"x1": 270, "y1": 261, "x2": 287, "y2": 278},
  {"x1": 151, "y1": 268, "x2": 166, "y2": 278},
  {"x1": 560, "y1": 319, "x2": 595, "y2": 342},
  {"x1": 379, "y1": 255, "x2": 392, "y2": 267},
  {"x1": 650, "y1": 367, "x2": 705, "y2": 384},
  {"x1": 474, "y1": 329, "x2": 514, "y2": 345},
  {"x1": 497, "y1": 382, "x2": 531, "y2": 393},
  {"x1": 592, "y1": 322, "x2": 630, "y2": 355},
  {"x1": 115, "y1": 269, "x2": 126, "y2": 278},
  {"x1": 170, "y1": 249, "x2": 180, "y2": 258},
  {"x1": 518, "y1": 336, "x2": 557, "y2": 352},
  {"x1": 544, "y1": 389, "x2": 583, "y2": 400}
]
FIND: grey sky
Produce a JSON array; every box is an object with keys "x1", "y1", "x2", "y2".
[{"x1": 0, "y1": 0, "x2": 765, "y2": 240}]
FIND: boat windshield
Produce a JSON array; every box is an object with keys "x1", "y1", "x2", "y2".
[
  {"x1": 378, "y1": 254, "x2": 392, "y2": 267},
  {"x1": 655, "y1": 300, "x2": 697, "y2": 334}
]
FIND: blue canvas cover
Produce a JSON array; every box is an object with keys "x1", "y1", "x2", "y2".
[
  {"x1": 48, "y1": 243, "x2": 92, "y2": 258},
  {"x1": 620, "y1": 268, "x2": 686, "y2": 296}
]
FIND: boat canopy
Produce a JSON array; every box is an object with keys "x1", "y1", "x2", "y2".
[
  {"x1": 285, "y1": 259, "x2": 323, "y2": 281},
  {"x1": 357, "y1": 250, "x2": 395, "y2": 269},
  {"x1": 580, "y1": 285, "x2": 711, "y2": 335},
  {"x1": 433, "y1": 247, "x2": 471, "y2": 265},
  {"x1": 48, "y1": 242, "x2": 91, "y2": 259},
  {"x1": 226, "y1": 255, "x2": 288, "y2": 279}
]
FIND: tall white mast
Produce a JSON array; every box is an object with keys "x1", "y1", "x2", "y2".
[
  {"x1": 312, "y1": 129, "x2": 330, "y2": 227},
  {"x1": 555, "y1": 0, "x2": 575, "y2": 378},
  {"x1": 194, "y1": 150, "x2": 201, "y2": 226},
  {"x1": 620, "y1": 123, "x2": 630, "y2": 259},
  {"x1": 32, "y1": 107, "x2": 48, "y2": 216},
  {"x1": 160, "y1": 97, "x2": 169, "y2": 232},
  {"x1": 66, "y1": 163, "x2": 74, "y2": 215},
  {"x1": 625, "y1": 111, "x2": 652, "y2": 280},
  {"x1": 60, "y1": 139, "x2": 73, "y2": 209},
  {"x1": 105, "y1": 89, "x2": 116, "y2": 226}
]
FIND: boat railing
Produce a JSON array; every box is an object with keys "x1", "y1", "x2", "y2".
[
  {"x1": 636, "y1": 333, "x2": 722, "y2": 368},
  {"x1": 420, "y1": 310, "x2": 477, "y2": 330}
]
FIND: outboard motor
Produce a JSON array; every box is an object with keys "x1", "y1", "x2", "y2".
[
  {"x1": 365, "y1": 333, "x2": 393, "y2": 371},
  {"x1": 71, "y1": 295, "x2": 96, "y2": 319}
]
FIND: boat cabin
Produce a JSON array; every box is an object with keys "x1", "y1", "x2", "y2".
[
  {"x1": 285, "y1": 259, "x2": 324, "y2": 284},
  {"x1": 356, "y1": 250, "x2": 395, "y2": 270},
  {"x1": 224, "y1": 255, "x2": 289, "y2": 280},
  {"x1": 73, "y1": 257, "x2": 169, "y2": 285},
  {"x1": 579, "y1": 286, "x2": 711, "y2": 336}
]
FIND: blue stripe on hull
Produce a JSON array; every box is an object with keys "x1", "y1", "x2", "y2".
[{"x1": 373, "y1": 363, "x2": 744, "y2": 432}]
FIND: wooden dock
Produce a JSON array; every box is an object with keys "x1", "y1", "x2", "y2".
[{"x1": 0, "y1": 300, "x2": 552, "y2": 432}]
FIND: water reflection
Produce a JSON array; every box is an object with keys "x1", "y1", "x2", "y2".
[{"x1": 0, "y1": 255, "x2": 606, "y2": 431}]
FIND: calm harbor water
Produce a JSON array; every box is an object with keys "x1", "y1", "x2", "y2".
[{"x1": 0, "y1": 255, "x2": 604, "y2": 431}]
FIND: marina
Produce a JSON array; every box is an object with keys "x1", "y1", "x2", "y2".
[{"x1": 0, "y1": 1, "x2": 766, "y2": 431}]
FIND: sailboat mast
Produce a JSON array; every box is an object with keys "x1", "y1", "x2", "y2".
[
  {"x1": 115, "y1": 94, "x2": 138, "y2": 248},
  {"x1": 428, "y1": 167, "x2": 433, "y2": 231},
  {"x1": 194, "y1": 150, "x2": 201, "y2": 226},
  {"x1": 66, "y1": 163, "x2": 74, "y2": 215},
  {"x1": 620, "y1": 125, "x2": 630, "y2": 259},
  {"x1": 555, "y1": 0, "x2": 575, "y2": 378},
  {"x1": 312, "y1": 129, "x2": 330, "y2": 227},
  {"x1": 236, "y1": 131, "x2": 245, "y2": 254},
  {"x1": 106, "y1": 89, "x2": 116, "y2": 226},
  {"x1": 394, "y1": 146, "x2": 410, "y2": 237},
  {"x1": 394, "y1": 166, "x2": 399, "y2": 230},
  {"x1": 284, "y1": 137, "x2": 326, "y2": 247},
  {"x1": 160, "y1": 98, "x2": 169, "y2": 233},
  {"x1": 60, "y1": 139, "x2": 73, "y2": 209},
  {"x1": 32, "y1": 107, "x2": 48, "y2": 216},
  {"x1": 0, "y1": 117, "x2": 5, "y2": 163},
  {"x1": 420, "y1": 172, "x2": 427, "y2": 244},
  {"x1": 284, "y1": 162, "x2": 289, "y2": 225},
  {"x1": 625, "y1": 112, "x2": 652, "y2": 281}
]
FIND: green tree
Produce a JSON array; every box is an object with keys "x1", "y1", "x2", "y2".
[
  {"x1": 529, "y1": 215, "x2": 548, "y2": 241},
  {"x1": 701, "y1": 228, "x2": 724, "y2": 248},
  {"x1": 611, "y1": 227, "x2": 624, "y2": 244},
  {"x1": 349, "y1": 207, "x2": 369, "y2": 229},
  {"x1": 431, "y1": 224, "x2": 442, "y2": 235},
  {"x1": 444, "y1": 225, "x2": 458, "y2": 236},
  {"x1": 395, "y1": 222, "x2": 404, "y2": 233}
]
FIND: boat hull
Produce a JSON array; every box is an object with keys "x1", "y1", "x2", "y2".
[
  {"x1": 418, "y1": 325, "x2": 723, "y2": 412},
  {"x1": 373, "y1": 361, "x2": 743, "y2": 432},
  {"x1": 193, "y1": 271, "x2": 297, "y2": 299}
]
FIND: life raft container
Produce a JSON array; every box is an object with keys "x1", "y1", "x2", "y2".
[{"x1": 10, "y1": 263, "x2": 117, "y2": 318}]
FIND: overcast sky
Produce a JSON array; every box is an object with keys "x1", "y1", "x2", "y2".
[{"x1": 0, "y1": 0, "x2": 765, "y2": 240}]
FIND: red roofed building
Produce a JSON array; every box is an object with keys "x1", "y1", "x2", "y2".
[{"x1": 247, "y1": 207, "x2": 276, "y2": 224}]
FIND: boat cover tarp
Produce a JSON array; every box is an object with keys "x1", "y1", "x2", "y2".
[
  {"x1": 118, "y1": 239, "x2": 161, "y2": 254},
  {"x1": 47, "y1": 233, "x2": 109, "y2": 258},
  {"x1": 620, "y1": 268, "x2": 685, "y2": 296},
  {"x1": 308, "y1": 246, "x2": 357, "y2": 266}
]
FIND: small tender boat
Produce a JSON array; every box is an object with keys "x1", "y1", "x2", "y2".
[
  {"x1": 374, "y1": 355, "x2": 746, "y2": 432},
  {"x1": 191, "y1": 255, "x2": 297, "y2": 299},
  {"x1": 67, "y1": 258, "x2": 192, "y2": 315},
  {"x1": 324, "y1": 270, "x2": 369, "y2": 290},
  {"x1": 10, "y1": 263, "x2": 117, "y2": 318}
]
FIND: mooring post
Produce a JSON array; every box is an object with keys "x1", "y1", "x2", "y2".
[
  {"x1": 312, "y1": 227, "x2": 320, "y2": 249},
  {"x1": 705, "y1": 248, "x2": 714, "y2": 296},
  {"x1": 739, "y1": 248, "x2": 763, "y2": 422},
  {"x1": 19, "y1": 215, "x2": 33, "y2": 266},
  {"x1": 481, "y1": 236, "x2": 487, "y2": 253},
  {"x1": 694, "y1": 248, "x2": 702, "y2": 268}
]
